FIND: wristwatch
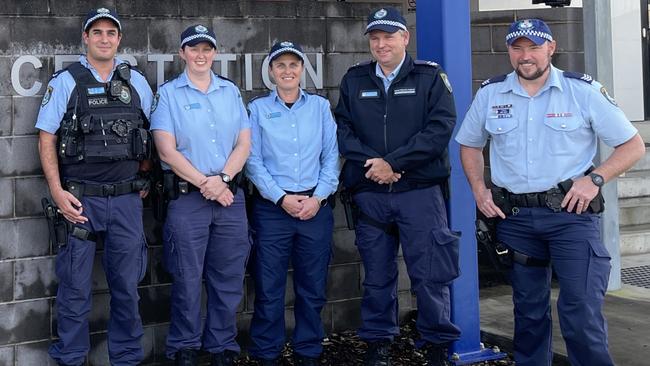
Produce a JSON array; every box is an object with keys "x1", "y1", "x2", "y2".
[
  {"x1": 589, "y1": 172, "x2": 605, "y2": 187},
  {"x1": 315, "y1": 196, "x2": 328, "y2": 207},
  {"x1": 218, "y1": 172, "x2": 232, "y2": 183}
]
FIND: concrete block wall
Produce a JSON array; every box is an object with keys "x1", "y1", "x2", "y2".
[
  {"x1": 469, "y1": 3, "x2": 584, "y2": 93},
  {"x1": 0, "y1": 1, "x2": 416, "y2": 365}
]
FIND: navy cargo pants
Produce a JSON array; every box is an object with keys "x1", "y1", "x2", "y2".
[
  {"x1": 497, "y1": 207, "x2": 614, "y2": 366},
  {"x1": 49, "y1": 193, "x2": 147, "y2": 366},
  {"x1": 248, "y1": 196, "x2": 333, "y2": 360},
  {"x1": 163, "y1": 191, "x2": 250, "y2": 359},
  {"x1": 352, "y1": 185, "x2": 461, "y2": 345}
]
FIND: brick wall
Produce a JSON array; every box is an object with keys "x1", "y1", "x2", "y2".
[{"x1": 0, "y1": 1, "x2": 415, "y2": 365}]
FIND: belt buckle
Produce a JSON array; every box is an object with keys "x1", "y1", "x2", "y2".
[
  {"x1": 101, "y1": 184, "x2": 116, "y2": 196},
  {"x1": 545, "y1": 188, "x2": 563, "y2": 213}
]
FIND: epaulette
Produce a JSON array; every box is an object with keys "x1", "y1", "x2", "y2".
[
  {"x1": 480, "y1": 74, "x2": 507, "y2": 88},
  {"x1": 158, "y1": 73, "x2": 181, "y2": 89},
  {"x1": 217, "y1": 73, "x2": 237, "y2": 86},
  {"x1": 51, "y1": 69, "x2": 66, "y2": 78},
  {"x1": 306, "y1": 91, "x2": 327, "y2": 100},
  {"x1": 349, "y1": 60, "x2": 372, "y2": 70},
  {"x1": 247, "y1": 91, "x2": 271, "y2": 105},
  {"x1": 414, "y1": 60, "x2": 439, "y2": 68},
  {"x1": 563, "y1": 71, "x2": 594, "y2": 84},
  {"x1": 125, "y1": 63, "x2": 146, "y2": 77}
]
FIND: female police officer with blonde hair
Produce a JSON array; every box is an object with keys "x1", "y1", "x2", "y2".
[
  {"x1": 150, "y1": 24, "x2": 251, "y2": 366},
  {"x1": 245, "y1": 41, "x2": 340, "y2": 365}
]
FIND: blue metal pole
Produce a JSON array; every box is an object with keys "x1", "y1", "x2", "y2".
[{"x1": 416, "y1": 1, "x2": 506, "y2": 364}]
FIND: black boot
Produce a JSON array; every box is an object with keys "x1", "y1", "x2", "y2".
[
  {"x1": 293, "y1": 353, "x2": 320, "y2": 366},
  {"x1": 211, "y1": 350, "x2": 238, "y2": 366},
  {"x1": 365, "y1": 340, "x2": 391, "y2": 366},
  {"x1": 175, "y1": 349, "x2": 198, "y2": 366},
  {"x1": 422, "y1": 343, "x2": 450, "y2": 366}
]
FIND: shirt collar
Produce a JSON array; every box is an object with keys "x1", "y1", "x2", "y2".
[
  {"x1": 175, "y1": 70, "x2": 226, "y2": 93},
  {"x1": 375, "y1": 53, "x2": 406, "y2": 81},
  {"x1": 271, "y1": 88, "x2": 306, "y2": 107},
  {"x1": 499, "y1": 64, "x2": 563, "y2": 95},
  {"x1": 79, "y1": 55, "x2": 122, "y2": 82}
]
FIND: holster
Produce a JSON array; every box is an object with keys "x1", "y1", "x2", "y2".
[
  {"x1": 42, "y1": 198, "x2": 68, "y2": 248},
  {"x1": 339, "y1": 188, "x2": 359, "y2": 231},
  {"x1": 475, "y1": 210, "x2": 512, "y2": 269}
]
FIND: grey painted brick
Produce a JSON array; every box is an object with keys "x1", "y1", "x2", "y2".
[
  {"x1": 142, "y1": 210, "x2": 162, "y2": 247},
  {"x1": 212, "y1": 18, "x2": 270, "y2": 54},
  {"x1": 0, "y1": 0, "x2": 49, "y2": 15},
  {"x1": 0, "y1": 17, "x2": 10, "y2": 55},
  {"x1": 180, "y1": 0, "x2": 242, "y2": 17},
  {"x1": 119, "y1": 19, "x2": 150, "y2": 54},
  {"x1": 14, "y1": 257, "x2": 56, "y2": 300},
  {"x1": 0, "y1": 218, "x2": 50, "y2": 260},
  {"x1": 331, "y1": 298, "x2": 362, "y2": 332},
  {"x1": 471, "y1": 53, "x2": 511, "y2": 81},
  {"x1": 472, "y1": 26, "x2": 492, "y2": 53},
  {"x1": 88, "y1": 331, "x2": 109, "y2": 366},
  {"x1": 235, "y1": 312, "x2": 253, "y2": 352},
  {"x1": 87, "y1": 292, "x2": 110, "y2": 332},
  {"x1": 0, "y1": 179, "x2": 13, "y2": 218},
  {"x1": 15, "y1": 177, "x2": 47, "y2": 217},
  {"x1": 15, "y1": 340, "x2": 56, "y2": 366},
  {"x1": 552, "y1": 23, "x2": 584, "y2": 52},
  {"x1": 149, "y1": 246, "x2": 172, "y2": 285},
  {"x1": 267, "y1": 19, "x2": 326, "y2": 53},
  {"x1": 331, "y1": 229, "x2": 360, "y2": 265},
  {"x1": 150, "y1": 323, "x2": 169, "y2": 363},
  {"x1": 12, "y1": 97, "x2": 41, "y2": 136},
  {"x1": 492, "y1": 25, "x2": 509, "y2": 52},
  {"x1": 515, "y1": 7, "x2": 583, "y2": 22},
  {"x1": 0, "y1": 58, "x2": 12, "y2": 96},
  {"x1": 0, "y1": 136, "x2": 41, "y2": 177},
  {"x1": 0, "y1": 97, "x2": 10, "y2": 136},
  {"x1": 0, "y1": 261, "x2": 13, "y2": 303},
  {"x1": 327, "y1": 20, "x2": 368, "y2": 53},
  {"x1": 149, "y1": 19, "x2": 207, "y2": 54},
  {"x1": 397, "y1": 259, "x2": 411, "y2": 291},
  {"x1": 553, "y1": 52, "x2": 585, "y2": 73},
  {"x1": 10, "y1": 18, "x2": 83, "y2": 55},
  {"x1": 0, "y1": 346, "x2": 14, "y2": 366},
  {"x1": 471, "y1": 10, "x2": 515, "y2": 25},
  {"x1": 48, "y1": 0, "x2": 117, "y2": 16},
  {"x1": 0, "y1": 299, "x2": 50, "y2": 345},
  {"x1": 141, "y1": 326, "x2": 155, "y2": 365},
  {"x1": 117, "y1": 0, "x2": 180, "y2": 17},
  {"x1": 324, "y1": 53, "x2": 370, "y2": 89},
  {"x1": 332, "y1": 200, "x2": 348, "y2": 230},
  {"x1": 239, "y1": 1, "x2": 297, "y2": 18},
  {"x1": 139, "y1": 286, "x2": 171, "y2": 326},
  {"x1": 326, "y1": 264, "x2": 362, "y2": 301}
]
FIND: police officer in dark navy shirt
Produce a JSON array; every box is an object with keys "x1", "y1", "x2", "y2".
[
  {"x1": 334, "y1": 6, "x2": 460, "y2": 366},
  {"x1": 35, "y1": 8, "x2": 153, "y2": 366}
]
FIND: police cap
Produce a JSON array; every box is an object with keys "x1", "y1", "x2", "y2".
[
  {"x1": 180, "y1": 24, "x2": 217, "y2": 49},
  {"x1": 83, "y1": 8, "x2": 121, "y2": 32},
  {"x1": 506, "y1": 19, "x2": 554, "y2": 46},
  {"x1": 268, "y1": 41, "x2": 305, "y2": 63},
  {"x1": 365, "y1": 6, "x2": 407, "y2": 34}
]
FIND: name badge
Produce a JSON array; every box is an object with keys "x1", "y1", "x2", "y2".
[
  {"x1": 545, "y1": 112, "x2": 573, "y2": 118},
  {"x1": 266, "y1": 112, "x2": 281, "y2": 119},
  {"x1": 184, "y1": 103, "x2": 201, "y2": 110},
  {"x1": 490, "y1": 104, "x2": 513, "y2": 119},
  {"x1": 394, "y1": 88, "x2": 416, "y2": 96},
  {"x1": 87, "y1": 87, "x2": 105, "y2": 95},
  {"x1": 359, "y1": 90, "x2": 379, "y2": 99}
]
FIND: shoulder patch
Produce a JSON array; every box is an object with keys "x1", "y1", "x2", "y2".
[
  {"x1": 563, "y1": 71, "x2": 593, "y2": 84},
  {"x1": 41, "y1": 85, "x2": 53, "y2": 107},
  {"x1": 414, "y1": 60, "x2": 439, "y2": 68},
  {"x1": 480, "y1": 74, "x2": 507, "y2": 88},
  {"x1": 248, "y1": 91, "x2": 271, "y2": 105},
  {"x1": 306, "y1": 91, "x2": 327, "y2": 100}
]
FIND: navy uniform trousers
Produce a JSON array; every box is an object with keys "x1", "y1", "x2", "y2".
[
  {"x1": 49, "y1": 193, "x2": 147, "y2": 366},
  {"x1": 163, "y1": 191, "x2": 251, "y2": 358},
  {"x1": 352, "y1": 185, "x2": 461, "y2": 345},
  {"x1": 497, "y1": 207, "x2": 614, "y2": 366},
  {"x1": 248, "y1": 196, "x2": 333, "y2": 360}
]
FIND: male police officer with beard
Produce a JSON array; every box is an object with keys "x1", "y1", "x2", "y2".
[
  {"x1": 456, "y1": 19, "x2": 645, "y2": 366},
  {"x1": 334, "y1": 6, "x2": 460, "y2": 366},
  {"x1": 36, "y1": 8, "x2": 153, "y2": 366}
]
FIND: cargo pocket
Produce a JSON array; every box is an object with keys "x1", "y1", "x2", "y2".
[
  {"x1": 586, "y1": 238, "x2": 611, "y2": 299},
  {"x1": 162, "y1": 225, "x2": 182, "y2": 279},
  {"x1": 138, "y1": 234, "x2": 149, "y2": 283},
  {"x1": 429, "y1": 227, "x2": 461, "y2": 283}
]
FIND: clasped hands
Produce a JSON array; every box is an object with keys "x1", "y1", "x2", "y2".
[
  {"x1": 199, "y1": 176, "x2": 234, "y2": 207},
  {"x1": 365, "y1": 158, "x2": 401, "y2": 184}
]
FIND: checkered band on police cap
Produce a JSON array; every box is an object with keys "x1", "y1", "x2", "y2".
[
  {"x1": 180, "y1": 24, "x2": 217, "y2": 48},
  {"x1": 506, "y1": 19, "x2": 554, "y2": 46},
  {"x1": 268, "y1": 41, "x2": 305, "y2": 62},
  {"x1": 83, "y1": 7, "x2": 121, "y2": 32},
  {"x1": 365, "y1": 6, "x2": 407, "y2": 34}
]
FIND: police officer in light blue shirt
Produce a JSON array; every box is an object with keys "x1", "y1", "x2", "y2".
[
  {"x1": 456, "y1": 19, "x2": 645, "y2": 366},
  {"x1": 246, "y1": 41, "x2": 339, "y2": 366},
  {"x1": 35, "y1": 8, "x2": 153, "y2": 366},
  {"x1": 150, "y1": 24, "x2": 251, "y2": 366}
]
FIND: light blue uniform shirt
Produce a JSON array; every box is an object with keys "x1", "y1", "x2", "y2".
[
  {"x1": 150, "y1": 70, "x2": 250, "y2": 175},
  {"x1": 375, "y1": 54, "x2": 406, "y2": 92},
  {"x1": 455, "y1": 65, "x2": 637, "y2": 194},
  {"x1": 246, "y1": 89, "x2": 340, "y2": 203},
  {"x1": 36, "y1": 55, "x2": 153, "y2": 134}
]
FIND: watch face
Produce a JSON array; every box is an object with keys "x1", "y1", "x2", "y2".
[
  {"x1": 591, "y1": 173, "x2": 604, "y2": 186},
  {"x1": 220, "y1": 173, "x2": 231, "y2": 183}
]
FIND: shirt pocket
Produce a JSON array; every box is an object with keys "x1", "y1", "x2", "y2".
[
  {"x1": 543, "y1": 116, "x2": 585, "y2": 156},
  {"x1": 485, "y1": 117, "x2": 520, "y2": 158}
]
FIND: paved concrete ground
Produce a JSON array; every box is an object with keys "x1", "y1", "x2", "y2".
[{"x1": 479, "y1": 253, "x2": 650, "y2": 365}]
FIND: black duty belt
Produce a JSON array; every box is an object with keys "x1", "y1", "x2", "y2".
[
  {"x1": 65, "y1": 179, "x2": 148, "y2": 198},
  {"x1": 284, "y1": 188, "x2": 315, "y2": 196},
  {"x1": 508, "y1": 192, "x2": 551, "y2": 208}
]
